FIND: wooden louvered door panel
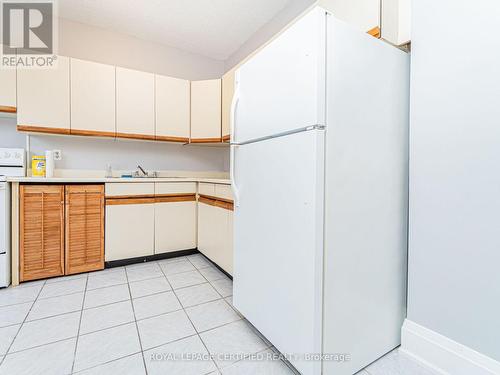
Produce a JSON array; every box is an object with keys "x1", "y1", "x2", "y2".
[
  {"x1": 65, "y1": 185, "x2": 105, "y2": 275},
  {"x1": 20, "y1": 185, "x2": 65, "y2": 282}
]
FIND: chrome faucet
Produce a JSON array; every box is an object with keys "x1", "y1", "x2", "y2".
[
  {"x1": 133, "y1": 166, "x2": 158, "y2": 178},
  {"x1": 137, "y1": 165, "x2": 147, "y2": 176}
]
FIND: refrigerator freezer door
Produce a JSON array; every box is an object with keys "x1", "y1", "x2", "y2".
[
  {"x1": 234, "y1": 7, "x2": 327, "y2": 144},
  {"x1": 232, "y1": 129, "x2": 324, "y2": 375}
]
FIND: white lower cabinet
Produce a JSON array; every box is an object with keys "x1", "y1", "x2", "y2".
[
  {"x1": 155, "y1": 201, "x2": 197, "y2": 254},
  {"x1": 198, "y1": 200, "x2": 233, "y2": 275},
  {"x1": 103, "y1": 182, "x2": 232, "y2": 272},
  {"x1": 223, "y1": 210, "x2": 233, "y2": 275},
  {"x1": 105, "y1": 201, "x2": 155, "y2": 261}
]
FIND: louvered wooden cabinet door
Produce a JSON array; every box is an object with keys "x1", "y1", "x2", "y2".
[
  {"x1": 20, "y1": 185, "x2": 65, "y2": 282},
  {"x1": 65, "y1": 185, "x2": 105, "y2": 275}
]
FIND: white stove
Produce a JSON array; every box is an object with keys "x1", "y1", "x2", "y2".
[{"x1": 0, "y1": 148, "x2": 26, "y2": 288}]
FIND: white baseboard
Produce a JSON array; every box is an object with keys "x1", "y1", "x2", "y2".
[{"x1": 401, "y1": 319, "x2": 500, "y2": 375}]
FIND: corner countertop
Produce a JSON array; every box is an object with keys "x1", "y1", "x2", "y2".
[{"x1": 6, "y1": 176, "x2": 231, "y2": 184}]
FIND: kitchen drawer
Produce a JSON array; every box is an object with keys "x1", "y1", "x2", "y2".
[
  {"x1": 105, "y1": 182, "x2": 154, "y2": 197},
  {"x1": 198, "y1": 183, "x2": 215, "y2": 196},
  {"x1": 215, "y1": 184, "x2": 233, "y2": 201},
  {"x1": 155, "y1": 182, "x2": 196, "y2": 195}
]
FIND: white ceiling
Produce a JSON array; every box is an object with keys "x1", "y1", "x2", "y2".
[{"x1": 59, "y1": 0, "x2": 291, "y2": 61}]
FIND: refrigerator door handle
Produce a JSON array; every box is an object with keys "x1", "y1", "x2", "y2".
[{"x1": 230, "y1": 144, "x2": 240, "y2": 207}]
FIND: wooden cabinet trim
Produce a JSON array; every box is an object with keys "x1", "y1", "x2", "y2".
[
  {"x1": 115, "y1": 132, "x2": 156, "y2": 141},
  {"x1": 155, "y1": 135, "x2": 189, "y2": 143},
  {"x1": 106, "y1": 197, "x2": 155, "y2": 206},
  {"x1": 198, "y1": 195, "x2": 216, "y2": 206},
  {"x1": 106, "y1": 194, "x2": 156, "y2": 200},
  {"x1": 0, "y1": 105, "x2": 16, "y2": 113},
  {"x1": 17, "y1": 125, "x2": 71, "y2": 135},
  {"x1": 155, "y1": 193, "x2": 196, "y2": 198},
  {"x1": 198, "y1": 193, "x2": 233, "y2": 204},
  {"x1": 70, "y1": 129, "x2": 116, "y2": 138},
  {"x1": 222, "y1": 135, "x2": 230, "y2": 142},
  {"x1": 155, "y1": 194, "x2": 196, "y2": 203},
  {"x1": 190, "y1": 137, "x2": 222, "y2": 144},
  {"x1": 106, "y1": 193, "x2": 196, "y2": 204},
  {"x1": 198, "y1": 194, "x2": 234, "y2": 211},
  {"x1": 367, "y1": 26, "x2": 381, "y2": 38}
]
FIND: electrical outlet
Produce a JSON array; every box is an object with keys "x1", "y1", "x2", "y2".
[{"x1": 53, "y1": 150, "x2": 62, "y2": 160}]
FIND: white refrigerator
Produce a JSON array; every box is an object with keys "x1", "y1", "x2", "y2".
[{"x1": 231, "y1": 6, "x2": 409, "y2": 375}]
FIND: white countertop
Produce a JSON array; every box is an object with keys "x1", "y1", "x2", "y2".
[{"x1": 7, "y1": 176, "x2": 231, "y2": 184}]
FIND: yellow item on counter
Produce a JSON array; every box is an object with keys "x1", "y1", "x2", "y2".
[{"x1": 32, "y1": 155, "x2": 46, "y2": 177}]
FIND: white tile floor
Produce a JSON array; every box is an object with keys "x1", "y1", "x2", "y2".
[{"x1": 0, "y1": 253, "x2": 437, "y2": 375}]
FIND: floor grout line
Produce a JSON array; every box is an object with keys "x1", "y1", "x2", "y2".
[
  {"x1": 0, "y1": 279, "x2": 46, "y2": 367},
  {"x1": 124, "y1": 264, "x2": 149, "y2": 375},
  {"x1": 2, "y1": 309, "x2": 228, "y2": 359},
  {"x1": 24, "y1": 306, "x2": 83, "y2": 324},
  {"x1": 4, "y1": 319, "x2": 134, "y2": 358},
  {"x1": 71, "y1": 350, "x2": 143, "y2": 374},
  {"x1": 0, "y1": 254, "x2": 302, "y2": 374},
  {"x1": 4, "y1": 335, "x2": 79, "y2": 356},
  {"x1": 184, "y1": 255, "x2": 285, "y2": 373},
  {"x1": 2, "y1": 287, "x2": 230, "y2": 332},
  {"x1": 188, "y1": 256, "x2": 238, "y2": 317},
  {"x1": 160, "y1": 256, "x2": 222, "y2": 373},
  {"x1": 44, "y1": 274, "x2": 88, "y2": 285},
  {"x1": 70, "y1": 274, "x2": 89, "y2": 373},
  {"x1": 0, "y1": 260, "x2": 234, "y2": 350}
]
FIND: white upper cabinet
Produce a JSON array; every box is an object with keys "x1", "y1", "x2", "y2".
[
  {"x1": 17, "y1": 55, "x2": 70, "y2": 133},
  {"x1": 0, "y1": 45, "x2": 16, "y2": 112},
  {"x1": 116, "y1": 67, "x2": 155, "y2": 139},
  {"x1": 155, "y1": 75, "x2": 190, "y2": 142},
  {"x1": 320, "y1": 0, "x2": 380, "y2": 32},
  {"x1": 190, "y1": 79, "x2": 222, "y2": 142},
  {"x1": 70, "y1": 58, "x2": 116, "y2": 136},
  {"x1": 381, "y1": 0, "x2": 411, "y2": 45},
  {"x1": 222, "y1": 69, "x2": 236, "y2": 142}
]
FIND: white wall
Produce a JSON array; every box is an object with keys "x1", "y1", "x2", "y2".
[
  {"x1": 59, "y1": 18, "x2": 224, "y2": 80},
  {"x1": 225, "y1": 0, "x2": 384, "y2": 71},
  {"x1": 0, "y1": 118, "x2": 227, "y2": 172},
  {"x1": 225, "y1": 0, "x2": 316, "y2": 70},
  {"x1": 320, "y1": 0, "x2": 380, "y2": 32},
  {"x1": 408, "y1": 0, "x2": 500, "y2": 362}
]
